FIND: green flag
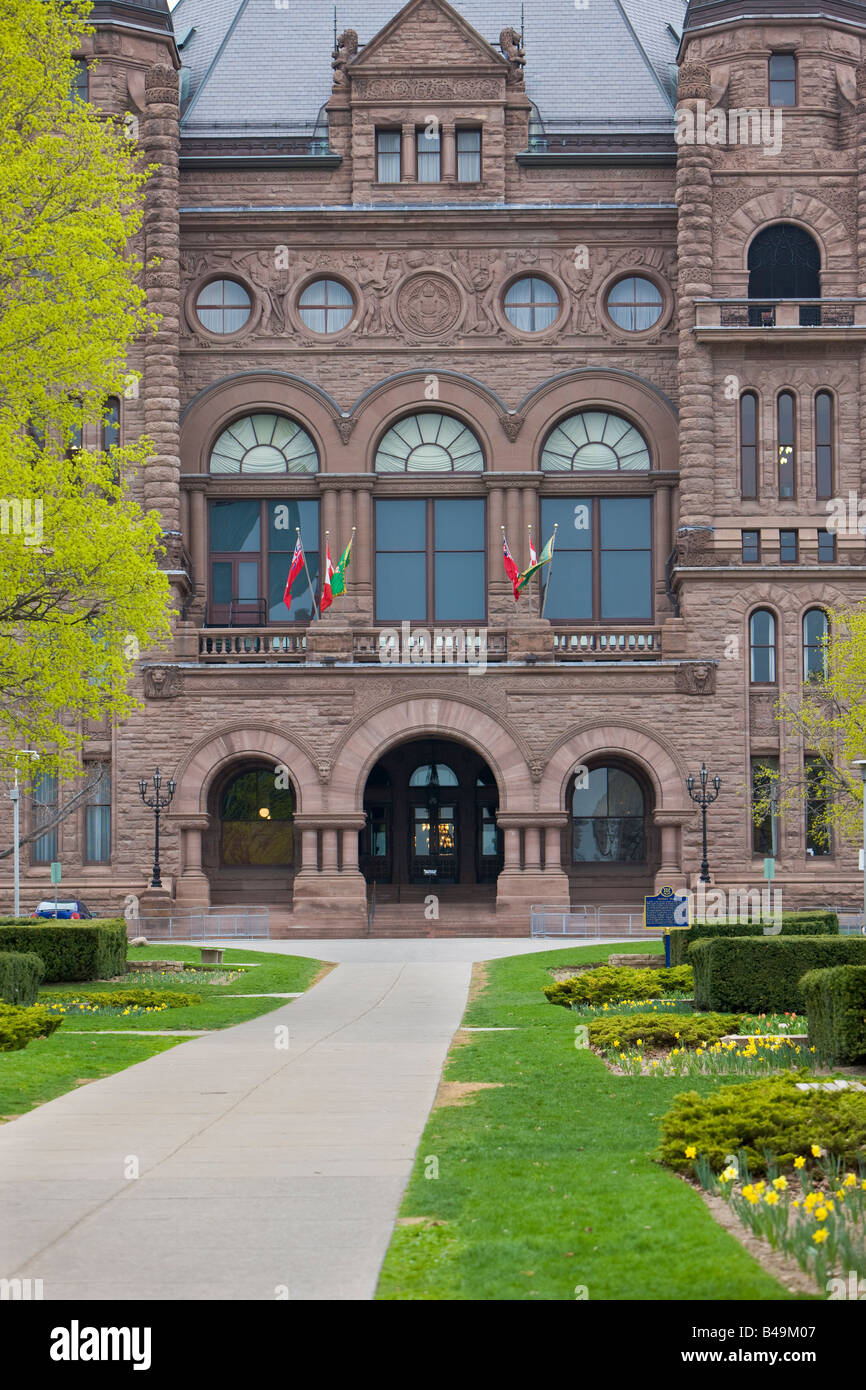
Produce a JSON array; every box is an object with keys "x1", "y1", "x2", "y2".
[
  {"x1": 517, "y1": 533, "x2": 555, "y2": 594},
  {"x1": 331, "y1": 533, "x2": 353, "y2": 597}
]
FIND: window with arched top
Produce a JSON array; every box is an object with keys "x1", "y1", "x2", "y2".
[
  {"x1": 209, "y1": 413, "x2": 319, "y2": 474},
  {"x1": 220, "y1": 766, "x2": 295, "y2": 867},
  {"x1": 803, "y1": 609, "x2": 829, "y2": 682},
  {"x1": 777, "y1": 391, "x2": 796, "y2": 499},
  {"x1": 409, "y1": 763, "x2": 460, "y2": 788},
  {"x1": 571, "y1": 765, "x2": 646, "y2": 864},
  {"x1": 541, "y1": 411, "x2": 651, "y2": 472},
  {"x1": 740, "y1": 392, "x2": 758, "y2": 499},
  {"x1": 815, "y1": 392, "x2": 834, "y2": 500},
  {"x1": 748, "y1": 224, "x2": 820, "y2": 325},
  {"x1": 750, "y1": 609, "x2": 777, "y2": 684},
  {"x1": 375, "y1": 413, "x2": 484, "y2": 473}
]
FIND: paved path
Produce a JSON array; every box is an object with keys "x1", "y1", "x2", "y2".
[{"x1": 0, "y1": 957, "x2": 473, "y2": 1301}]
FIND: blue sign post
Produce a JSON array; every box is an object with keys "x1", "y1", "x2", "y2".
[{"x1": 644, "y1": 885, "x2": 690, "y2": 967}]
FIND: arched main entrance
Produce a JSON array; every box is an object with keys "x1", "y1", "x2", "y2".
[
  {"x1": 204, "y1": 761, "x2": 297, "y2": 905},
  {"x1": 360, "y1": 738, "x2": 502, "y2": 899},
  {"x1": 566, "y1": 758, "x2": 659, "y2": 904}
]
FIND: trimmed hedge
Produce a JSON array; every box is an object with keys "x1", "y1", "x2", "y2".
[
  {"x1": 801, "y1": 965, "x2": 866, "y2": 1065},
  {"x1": 544, "y1": 964, "x2": 693, "y2": 1008},
  {"x1": 0, "y1": 919, "x2": 126, "y2": 982},
  {"x1": 689, "y1": 935, "x2": 866, "y2": 1013},
  {"x1": 587, "y1": 1012, "x2": 742, "y2": 1051},
  {"x1": 0, "y1": 1003, "x2": 62, "y2": 1051},
  {"x1": 42, "y1": 988, "x2": 202, "y2": 1010},
  {"x1": 0, "y1": 951, "x2": 44, "y2": 1005},
  {"x1": 669, "y1": 909, "x2": 839, "y2": 966},
  {"x1": 658, "y1": 1074, "x2": 866, "y2": 1175}
]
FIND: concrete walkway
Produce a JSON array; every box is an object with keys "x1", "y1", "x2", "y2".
[{"x1": 0, "y1": 956, "x2": 475, "y2": 1301}]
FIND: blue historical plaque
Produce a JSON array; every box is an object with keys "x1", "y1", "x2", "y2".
[{"x1": 644, "y1": 886, "x2": 689, "y2": 965}]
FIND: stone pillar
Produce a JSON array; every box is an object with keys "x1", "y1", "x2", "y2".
[
  {"x1": 173, "y1": 815, "x2": 210, "y2": 907},
  {"x1": 442, "y1": 122, "x2": 456, "y2": 179},
  {"x1": 402, "y1": 122, "x2": 416, "y2": 181},
  {"x1": 354, "y1": 482, "x2": 374, "y2": 623},
  {"x1": 487, "y1": 481, "x2": 511, "y2": 620},
  {"x1": 544, "y1": 823, "x2": 563, "y2": 873},
  {"x1": 653, "y1": 812, "x2": 686, "y2": 893},
  {"x1": 496, "y1": 813, "x2": 570, "y2": 913},
  {"x1": 341, "y1": 825, "x2": 360, "y2": 871},
  {"x1": 524, "y1": 826, "x2": 542, "y2": 871},
  {"x1": 321, "y1": 485, "x2": 339, "y2": 551},
  {"x1": 290, "y1": 815, "x2": 366, "y2": 925},
  {"x1": 188, "y1": 483, "x2": 206, "y2": 604},
  {"x1": 655, "y1": 484, "x2": 673, "y2": 613},
  {"x1": 321, "y1": 828, "x2": 339, "y2": 871}
]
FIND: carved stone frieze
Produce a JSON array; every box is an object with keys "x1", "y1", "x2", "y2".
[
  {"x1": 675, "y1": 662, "x2": 717, "y2": 696},
  {"x1": 143, "y1": 666, "x2": 183, "y2": 700},
  {"x1": 394, "y1": 271, "x2": 463, "y2": 338}
]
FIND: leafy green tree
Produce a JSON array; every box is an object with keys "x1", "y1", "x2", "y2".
[{"x1": 0, "y1": 0, "x2": 171, "y2": 779}]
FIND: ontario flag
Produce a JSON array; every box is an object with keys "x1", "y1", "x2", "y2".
[
  {"x1": 283, "y1": 533, "x2": 305, "y2": 612},
  {"x1": 321, "y1": 540, "x2": 335, "y2": 613},
  {"x1": 502, "y1": 533, "x2": 520, "y2": 602}
]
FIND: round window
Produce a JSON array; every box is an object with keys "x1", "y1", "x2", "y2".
[
  {"x1": 298, "y1": 279, "x2": 354, "y2": 334},
  {"x1": 606, "y1": 277, "x2": 663, "y2": 332},
  {"x1": 195, "y1": 279, "x2": 252, "y2": 334},
  {"x1": 503, "y1": 277, "x2": 560, "y2": 332}
]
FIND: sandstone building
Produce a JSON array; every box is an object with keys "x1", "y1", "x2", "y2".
[{"x1": 7, "y1": 0, "x2": 866, "y2": 931}]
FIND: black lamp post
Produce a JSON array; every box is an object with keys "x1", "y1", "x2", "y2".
[
  {"x1": 686, "y1": 763, "x2": 721, "y2": 885},
  {"x1": 138, "y1": 767, "x2": 176, "y2": 889}
]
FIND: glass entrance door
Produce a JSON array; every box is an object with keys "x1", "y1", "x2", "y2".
[{"x1": 410, "y1": 802, "x2": 458, "y2": 884}]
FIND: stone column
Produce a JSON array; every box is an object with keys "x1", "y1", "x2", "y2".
[
  {"x1": 291, "y1": 815, "x2": 366, "y2": 925},
  {"x1": 544, "y1": 823, "x2": 564, "y2": 873},
  {"x1": 524, "y1": 826, "x2": 542, "y2": 871},
  {"x1": 442, "y1": 122, "x2": 456, "y2": 179},
  {"x1": 188, "y1": 483, "x2": 207, "y2": 605},
  {"x1": 495, "y1": 813, "x2": 570, "y2": 914},
  {"x1": 486, "y1": 481, "x2": 511, "y2": 620},
  {"x1": 342, "y1": 825, "x2": 360, "y2": 871},
  {"x1": 653, "y1": 811, "x2": 686, "y2": 892},
  {"x1": 402, "y1": 122, "x2": 416, "y2": 181},
  {"x1": 354, "y1": 482, "x2": 374, "y2": 622},
  {"x1": 321, "y1": 828, "x2": 339, "y2": 871},
  {"x1": 173, "y1": 815, "x2": 210, "y2": 907}
]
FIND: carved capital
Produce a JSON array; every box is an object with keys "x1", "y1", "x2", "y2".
[{"x1": 678, "y1": 62, "x2": 711, "y2": 103}]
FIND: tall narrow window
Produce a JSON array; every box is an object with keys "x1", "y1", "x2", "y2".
[
  {"x1": 416, "y1": 127, "x2": 441, "y2": 183},
  {"x1": 85, "y1": 764, "x2": 111, "y2": 863},
  {"x1": 777, "y1": 392, "x2": 796, "y2": 498},
  {"x1": 750, "y1": 608, "x2": 777, "y2": 683},
  {"x1": 376, "y1": 130, "x2": 401, "y2": 183},
  {"x1": 769, "y1": 53, "x2": 796, "y2": 106},
  {"x1": 740, "y1": 392, "x2": 758, "y2": 499},
  {"x1": 815, "y1": 391, "x2": 834, "y2": 499},
  {"x1": 101, "y1": 397, "x2": 120, "y2": 453},
  {"x1": 457, "y1": 128, "x2": 482, "y2": 182},
  {"x1": 817, "y1": 528, "x2": 837, "y2": 563},
  {"x1": 779, "y1": 530, "x2": 798, "y2": 564},
  {"x1": 751, "y1": 758, "x2": 779, "y2": 857},
  {"x1": 70, "y1": 58, "x2": 88, "y2": 103},
  {"x1": 742, "y1": 530, "x2": 760, "y2": 564},
  {"x1": 803, "y1": 608, "x2": 829, "y2": 681},
  {"x1": 805, "y1": 757, "x2": 831, "y2": 856},
  {"x1": 32, "y1": 773, "x2": 58, "y2": 864}
]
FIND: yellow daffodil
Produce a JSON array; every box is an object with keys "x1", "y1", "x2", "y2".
[
  {"x1": 685, "y1": 1146, "x2": 697, "y2": 1159},
  {"x1": 811, "y1": 1144, "x2": 822, "y2": 1157},
  {"x1": 815, "y1": 1207, "x2": 828, "y2": 1221},
  {"x1": 773, "y1": 1176, "x2": 788, "y2": 1190},
  {"x1": 844, "y1": 1173, "x2": 857, "y2": 1188},
  {"x1": 812, "y1": 1228, "x2": 829, "y2": 1244},
  {"x1": 794, "y1": 1156, "x2": 806, "y2": 1169},
  {"x1": 765, "y1": 1191, "x2": 780, "y2": 1206}
]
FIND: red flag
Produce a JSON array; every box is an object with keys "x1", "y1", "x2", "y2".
[
  {"x1": 502, "y1": 534, "x2": 520, "y2": 603},
  {"x1": 321, "y1": 541, "x2": 334, "y2": 613},
  {"x1": 284, "y1": 534, "x2": 305, "y2": 612}
]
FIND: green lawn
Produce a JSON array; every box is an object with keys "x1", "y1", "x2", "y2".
[
  {"x1": 376, "y1": 942, "x2": 805, "y2": 1301},
  {"x1": 2, "y1": 946, "x2": 325, "y2": 1119}
]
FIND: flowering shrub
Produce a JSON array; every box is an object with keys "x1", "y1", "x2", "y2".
[
  {"x1": 544, "y1": 965, "x2": 693, "y2": 1008},
  {"x1": 42, "y1": 988, "x2": 201, "y2": 1011},
  {"x1": 587, "y1": 1012, "x2": 740, "y2": 1050}
]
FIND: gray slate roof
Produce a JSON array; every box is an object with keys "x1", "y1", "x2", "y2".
[{"x1": 171, "y1": 0, "x2": 686, "y2": 136}]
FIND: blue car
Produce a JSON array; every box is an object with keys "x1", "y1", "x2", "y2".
[{"x1": 32, "y1": 899, "x2": 93, "y2": 920}]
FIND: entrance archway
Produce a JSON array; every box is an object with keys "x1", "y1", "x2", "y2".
[
  {"x1": 360, "y1": 738, "x2": 502, "y2": 898},
  {"x1": 566, "y1": 757, "x2": 659, "y2": 904},
  {"x1": 204, "y1": 760, "x2": 298, "y2": 904}
]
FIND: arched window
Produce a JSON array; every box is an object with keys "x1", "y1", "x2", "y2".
[
  {"x1": 777, "y1": 392, "x2": 796, "y2": 499},
  {"x1": 541, "y1": 411, "x2": 650, "y2": 472},
  {"x1": 750, "y1": 609, "x2": 777, "y2": 684},
  {"x1": 740, "y1": 392, "x2": 758, "y2": 499},
  {"x1": 572, "y1": 765, "x2": 646, "y2": 864},
  {"x1": 803, "y1": 609, "x2": 829, "y2": 682},
  {"x1": 375, "y1": 413, "x2": 484, "y2": 473},
  {"x1": 209, "y1": 413, "x2": 319, "y2": 474},
  {"x1": 409, "y1": 763, "x2": 459, "y2": 788},
  {"x1": 815, "y1": 392, "x2": 834, "y2": 500},
  {"x1": 220, "y1": 767, "x2": 294, "y2": 867},
  {"x1": 748, "y1": 225, "x2": 820, "y2": 325}
]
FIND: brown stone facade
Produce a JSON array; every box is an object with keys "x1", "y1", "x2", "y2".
[{"x1": 5, "y1": 0, "x2": 866, "y2": 931}]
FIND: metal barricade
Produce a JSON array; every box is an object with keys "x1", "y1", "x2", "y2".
[
  {"x1": 133, "y1": 907, "x2": 271, "y2": 940},
  {"x1": 530, "y1": 904, "x2": 665, "y2": 939}
]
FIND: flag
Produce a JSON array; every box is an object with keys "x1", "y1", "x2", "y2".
[
  {"x1": 284, "y1": 534, "x2": 305, "y2": 612},
  {"x1": 321, "y1": 541, "x2": 334, "y2": 613},
  {"x1": 331, "y1": 533, "x2": 353, "y2": 597},
  {"x1": 517, "y1": 532, "x2": 555, "y2": 594},
  {"x1": 502, "y1": 534, "x2": 520, "y2": 602},
  {"x1": 528, "y1": 533, "x2": 538, "y2": 568}
]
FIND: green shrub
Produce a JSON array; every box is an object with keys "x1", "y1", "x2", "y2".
[
  {"x1": 0, "y1": 951, "x2": 44, "y2": 1005},
  {"x1": 544, "y1": 964, "x2": 693, "y2": 1008},
  {"x1": 658, "y1": 1074, "x2": 866, "y2": 1174},
  {"x1": 801, "y1": 965, "x2": 866, "y2": 1065},
  {"x1": 588, "y1": 1012, "x2": 742, "y2": 1050},
  {"x1": 0, "y1": 919, "x2": 127, "y2": 982},
  {"x1": 689, "y1": 935, "x2": 866, "y2": 1013},
  {"x1": 669, "y1": 910, "x2": 839, "y2": 966},
  {"x1": 0, "y1": 1003, "x2": 62, "y2": 1051},
  {"x1": 41, "y1": 988, "x2": 202, "y2": 1010}
]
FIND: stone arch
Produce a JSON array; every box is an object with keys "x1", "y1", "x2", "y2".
[
  {"x1": 179, "y1": 371, "x2": 346, "y2": 475},
  {"x1": 721, "y1": 192, "x2": 855, "y2": 281},
  {"x1": 350, "y1": 373, "x2": 504, "y2": 474},
  {"x1": 516, "y1": 368, "x2": 679, "y2": 473},
  {"x1": 171, "y1": 724, "x2": 324, "y2": 817},
  {"x1": 540, "y1": 721, "x2": 691, "y2": 816},
  {"x1": 330, "y1": 697, "x2": 534, "y2": 812}
]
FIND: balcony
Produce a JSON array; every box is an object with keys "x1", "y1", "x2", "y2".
[
  {"x1": 552, "y1": 628, "x2": 662, "y2": 660},
  {"x1": 694, "y1": 298, "x2": 866, "y2": 342}
]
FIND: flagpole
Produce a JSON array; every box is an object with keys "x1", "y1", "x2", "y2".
[
  {"x1": 299, "y1": 526, "x2": 320, "y2": 622},
  {"x1": 540, "y1": 523, "x2": 558, "y2": 619}
]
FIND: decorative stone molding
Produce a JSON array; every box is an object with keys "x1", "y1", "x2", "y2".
[
  {"x1": 499, "y1": 27, "x2": 526, "y2": 88},
  {"x1": 676, "y1": 527, "x2": 715, "y2": 566},
  {"x1": 394, "y1": 271, "x2": 464, "y2": 339},
  {"x1": 352, "y1": 76, "x2": 500, "y2": 100},
  {"x1": 499, "y1": 412, "x2": 524, "y2": 440},
  {"x1": 675, "y1": 662, "x2": 717, "y2": 697},
  {"x1": 332, "y1": 415, "x2": 357, "y2": 444},
  {"x1": 678, "y1": 62, "x2": 711, "y2": 103},
  {"x1": 332, "y1": 28, "x2": 358, "y2": 88},
  {"x1": 143, "y1": 666, "x2": 183, "y2": 700}
]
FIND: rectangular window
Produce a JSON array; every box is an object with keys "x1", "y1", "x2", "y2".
[
  {"x1": 85, "y1": 764, "x2": 111, "y2": 864},
  {"x1": 376, "y1": 130, "x2": 401, "y2": 183},
  {"x1": 70, "y1": 58, "x2": 88, "y2": 103},
  {"x1": 742, "y1": 530, "x2": 760, "y2": 564},
  {"x1": 457, "y1": 128, "x2": 482, "y2": 182},
  {"x1": 751, "y1": 758, "x2": 779, "y2": 857},
  {"x1": 740, "y1": 393, "x2": 758, "y2": 500},
  {"x1": 102, "y1": 397, "x2": 120, "y2": 453},
  {"x1": 805, "y1": 757, "x2": 831, "y2": 856},
  {"x1": 779, "y1": 529, "x2": 798, "y2": 564},
  {"x1": 540, "y1": 497, "x2": 652, "y2": 622},
  {"x1": 32, "y1": 773, "x2": 58, "y2": 865},
  {"x1": 375, "y1": 498, "x2": 485, "y2": 623},
  {"x1": 769, "y1": 53, "x2": 796, "y2": 107},
  {"x1": 777, "y1": 392, "x2": 796, "y2": 499},
  {"x1": 817, "y1": 528, "x2": 837, "y2": 564},
  {"x1": 815, "y1": 391, "x2": 833, "y2": 500},
  {"x1": 416, "y1": 127, "x2": 441, "y2": 183},
  {"x1": 208, "y1": 499, "x2": 319, "y2": 625}
]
